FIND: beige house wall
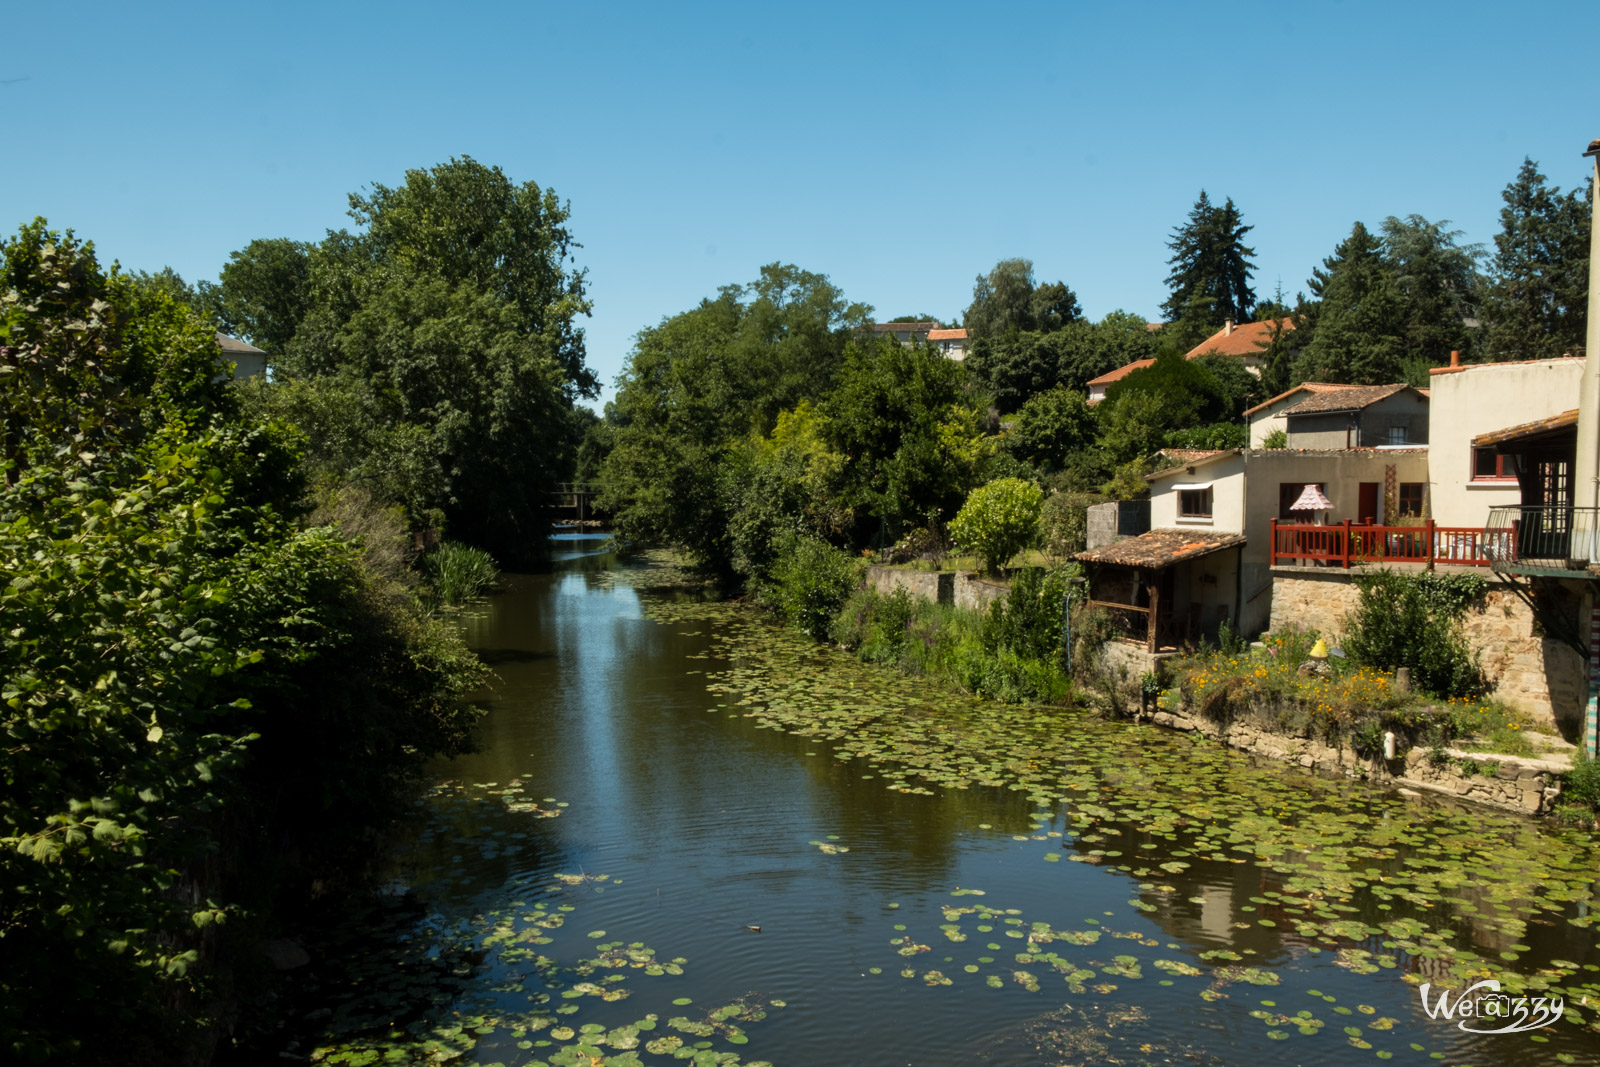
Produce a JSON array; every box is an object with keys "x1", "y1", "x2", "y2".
[
  {"x1": 1426, "y1": 357, "x2": 1585, "y2": 528},
  {"x1": 1247, "y1": 393, "x2": 1310, "y2": 447},
  {"x1": 1285, "y1": 392, "x2": 1430, "y2": 450},
  {"x1": 1149, "y1": 452, "x2": 1247, "y2": 531}
]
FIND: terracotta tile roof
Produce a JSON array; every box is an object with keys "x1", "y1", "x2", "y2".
[
  {"x1": 1158, "y1": 448, "x2": 1229, "y2": 463},
  {"x1": 1145, "y1": 322, "x2": 1164, "y2": 333},
  {"x1": 1076, "y1": 529, "x2": 1247, "y2": 569},
  {"x1": 216, "y1": 332, "x2": 266, "y2": 355},
  {"x1": 1183, "y1": 318, "x2": 1293, "y2": 360},
  {"x1": 1471, "y1": 408, "x2": 1579, "y2": 448},
  {"x1": 1242, "y1": 382, "x2": 1348, "y2": 418},
  {"x1": 927, "y1": 328, "x2": 967, "y2": 341},
  {"x1": 1278, "y1": 384, "x2": 1418, "y2": 416},
  {"x1": 1147, "y1": 448, "x2": 1242, "y2": 480},
  {"x1": 1086, "y1": 358, "x2": 1156, "y2": 386},
  {"x1": 1428, "y1": 355, "x2": 1584, "y2": 375}
]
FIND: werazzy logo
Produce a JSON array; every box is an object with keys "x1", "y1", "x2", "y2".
[{"x1": 1418, "y1": 980, "x2": 1564, "y2": 1035}]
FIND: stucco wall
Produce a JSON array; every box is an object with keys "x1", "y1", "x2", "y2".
[
  {"x1": 1283, "y1": 393, "x2": 1429, "y2": 450},
  {"x1": 1149, "y1": 452, "x2": 1247, "y2": 531},
  {"x1": 1266, "y1": 568, "x2": 1590, "y2": 735},
  {"x1": 1426, "y1": 357, "x2": 1585, "y2": 528}
]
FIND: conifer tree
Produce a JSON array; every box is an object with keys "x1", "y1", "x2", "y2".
[
  {"x1": 1379, "y1": 214, "x2": 1484, "y2": 366},
  {"x1": 1480, "y1": 158, "x2": 1590, "y2": 360},
  {"x1": 1294, "y1": 222, "x2": 1408, "y2": 385},
  {"x1": 1162, "y1": 191, "x2": 1257, "y2": 327}
]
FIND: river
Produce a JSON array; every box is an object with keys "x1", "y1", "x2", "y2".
[{"x1": 275, "y1": 539, "x2": 1600, "y2": 1066}]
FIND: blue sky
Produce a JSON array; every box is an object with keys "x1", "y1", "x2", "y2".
[{"x1": 5, "y1": 1, "x2": 1597, "y2": 408}]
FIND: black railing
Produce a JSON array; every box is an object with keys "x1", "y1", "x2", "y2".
[{"x1": 1483, "y1": 505, "x2": 1600, "y2": 570}]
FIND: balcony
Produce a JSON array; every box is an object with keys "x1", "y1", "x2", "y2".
[
  {"x1": 1482, "y1": 505, "x2": 1600, "y2": 576},
  {"x1": 1268, "y1": 518, "x2": 1509, "y2": 570}
]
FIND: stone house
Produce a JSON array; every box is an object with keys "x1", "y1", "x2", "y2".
[{"x1": 927, "y1": 327, "x2": 969, "y2": 361}]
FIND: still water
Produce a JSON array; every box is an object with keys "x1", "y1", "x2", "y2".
[{"x1": 298, "y1": 542, "x2": 1600, "y2": 1066}]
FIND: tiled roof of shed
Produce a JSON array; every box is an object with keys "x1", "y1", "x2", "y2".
[
  {"x1": 1471, "y1": 409, "x2": 1579, "y2": 448},
  {"x1": 1076, "y1": 529, "x2": 1246, "y2": 569},
  {"x1": 927, "y1": 328, "x2": 967, "y2": 340},
  {"x1": 1241, "y1": 382, "x2": 1347, "y2": 418}
]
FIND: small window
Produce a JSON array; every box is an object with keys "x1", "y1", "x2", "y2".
[
  {"x1": 1386, "y1": 424, "x2": 1409, "y2": 446},
  {"x1": 1398, "y1": 482, "x2": 1425, "y2": 518},
  {"x1": 1178, "y1": 487, "x2": 1213, "y2": 519},
  {"x1": 1472, "y1": 448, "x2": 1515, "y2": 480}
]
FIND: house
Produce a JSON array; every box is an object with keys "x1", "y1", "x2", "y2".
[
  {"x1": 928, "y1": 327, "x2": 969, "y2": 361},
  {"x1": 1424, "y1": 352, "x2": 1585, "y2": 529},
  {"x1": 1182, "y1": 317, "x2": 1295, "y2": 372},
  {"x1": 217, "y1": 333, "x2": 268, "y2": 379},
  {"x1": 861, "y1": 322, "x2": 939, "y2": 345},
  {"x1": 1085, "y1": 358, "x2": 1155, "y2": 404},
  {"x1": 1275, "y1": 384, "x2": 1430, "y2": 449},
  {"x1": 1087, "y1": 317, "x2": 1294, "y2": 404},
  {"x1": 1243, "y1": 383, "x2": 1347, "y2": 446}
]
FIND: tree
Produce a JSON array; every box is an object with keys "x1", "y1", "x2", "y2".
[
  {"x1": 1004, "y1": 387, "x2": 1095, "y2": 471},
  {"x1": 1294, "y1": 222, "x2": 1408, "y2": 385},
  {"x1": 1480, "y1": 158, "x2": 1591, "y2": 360},
  {"x1": 964, "y1": 258, "x2": 1080, "y2": 340},
  {"x1": 207, "y1": 237, "x2": 313, "y2": 359},
  {"x1": 1096, "y1": 346, "x2": 1231, "y2": 464},
  {"x1": 254, "y1": 158, "x2": 596, "y2": 560},
  {"x1": 1055, "y1": 311, "x2": 1160, "y2": 392},
  {"x1": 1379, "y1": 214, "x2": 1484, "y2": 366},
  {"x1": 1162, "y1": 191, "x2": 1257, "y2": 327},
  {"x1": 949, "y1": 477, "x2": 1044, "y2": 574}
]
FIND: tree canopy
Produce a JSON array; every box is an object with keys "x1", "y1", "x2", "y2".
[
  {"x1": 963, "y1": 258, "x2": 1081, "y2": 340},
  {"x1": 1162, "y1": 191, "x2": 1257, "y2": 328},
  {"x1": 1480, "y1": 158, "x2": 1591, "y2": 360}
]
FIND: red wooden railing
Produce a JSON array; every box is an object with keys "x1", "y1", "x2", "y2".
[{"x1": 1268, "y1": 518, "x2": 1515, "y2": 569}]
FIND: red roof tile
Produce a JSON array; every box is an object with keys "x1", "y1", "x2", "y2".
[
  {"x1": 1242, "y1": 382, "x2": 1347, "y2": 418},
  {"x1": 1183, "y1": 318, "x2": 1294, "y2": 360},
  {"x1": 927, "y1": 328, "x2": 967, "y2": 341},
  {"x1": 1087, "y1": 358, "x2": 1156, "y2": 386}
]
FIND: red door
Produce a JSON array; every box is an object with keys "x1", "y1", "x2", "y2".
[{"x1": 1358, "y1": 482, "x2": 1379, "y2": 525}]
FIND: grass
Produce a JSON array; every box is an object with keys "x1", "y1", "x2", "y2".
[{"x1": 422, "y1": 541, "x2": 500, "y2": 607}]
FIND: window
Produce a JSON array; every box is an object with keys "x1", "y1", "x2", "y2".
[
  {"x1": 1386, "y1": 424, "x2": 1409, "y2": 446},
  {"x1": 1178, "y1": 487, "x2": 1212, "y2": 519},
  {"x1": 1398, "y1": 482, "x2": 1425, "y2": 518},
  {"x1": 1472, "y1": 448, "x2": 1516, "y2": 481}
]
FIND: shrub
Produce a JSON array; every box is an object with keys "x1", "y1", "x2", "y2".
[
  {"x1": 949, "y1": 477, "x2": 1044, "y2": 575},
  {"x1": 765, "y1": 532, "x2": 862, "y2": 639},
  {"x1": 1040, "y1": 491, "x2": 1100, "y2": 563},
  {"x1": 423, "y1": 541, "x2": 501, "y2": 606},
  {"x1": 1261, "y1": 428, "x2": 1288, "y2": 449},
  {"x1": 1342, "y1": 571, "x2": 1485, "y2": 698}
]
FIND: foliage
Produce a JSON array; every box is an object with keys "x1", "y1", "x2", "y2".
[
  {"x1": 422, "y1": 541, "x2": 501, "y2": 606},
  {"x1": 1341, "y1": 570, "x2": 1486, "y2": 698},
  {"x1": 1378, "y1": 214, "x2": 1484, "y2": 366},
  {"x1": 1100, "y1": 456, "x2": 1154, "y2": 500},
  {"x1": 1261, "y1": 428, "x2": 1288, "y2": 449},
  {"x1": 1294, "y1": 222, "x2": 1409, "y2": 385},
  {"x1": 206, "y1": 237, "x2": 314, "y2": 359},
  {"x1": 1480, "y1": 158, "x2": 1591, "y2": 362},
  {"x1": 1164, "y1": 422, "x2": 1247, "y2": 451},
  {"x1": 0, "y1": 222, "x2": 487, "y2": 1063},
  {"x1": 949, "y1": 477, "x2": 1044, "y2": 574},
  {"x1": 1557, "y1": 748, "x2": 1600, "y2": 825},
  {"x1": 1096, "y1": 347, "x2": 1233, "y2": 464},
  {"x1": 1039, "y1": 490, "x2": 1100, "y2": 563},
  {"x1": 761, "y1": 532, "x2": 862, "y2": 639},
  {"x1": 963, "y1": 258, "x2": 1080, "y2": 341},
  {"x1": 1162, "y1": 191, "x2": 1256, "y2": 328},
  {"x1": 1004, "y1": 387, "x2": 1094, "y2": 470}
]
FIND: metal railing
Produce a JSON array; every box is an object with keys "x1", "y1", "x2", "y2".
[
  {"x1": 1483, "y1": 505, "x2": 1600, "y2": 570},
  {"x1": 1268, "y1": 518, "x2": 1511, "y2": 569}
]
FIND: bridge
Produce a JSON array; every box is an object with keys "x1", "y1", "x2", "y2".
[{"x1": 550, "y1": 482, "x2": 602, "y2": 525}]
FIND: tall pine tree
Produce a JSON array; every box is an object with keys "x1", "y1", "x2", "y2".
[
  {"x1": 1294, "y1": 222, "x2": 1408, "y2": 385},
  {"x1": 1480, "y1": 158, "x2": 1590, "y2": 360},
  {"x1": 1379, "y1": 214, "x2": 1484, "y2": 366},
  {"x1": 1162, "y1": 191, "x2": 1257, "y2": 328}
]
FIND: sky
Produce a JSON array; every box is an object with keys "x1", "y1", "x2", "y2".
[{"x1": 4, "y1": 1, "x2": 1598, "y2": 410}]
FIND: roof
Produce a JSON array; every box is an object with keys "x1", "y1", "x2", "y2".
[
  {"x1": 1158, "y1": 448, "x2": 1229, "y2": 463},
  {"x1": 216, "y1": 332, "x2": 266, "y2": 355},
  {"x1": 1242, "y1": 382, "x2": 1347, "y2": 418},
  {"x1": 1472, "y1": 408, "x2": 1579, "y2": 449},
  {"x1": 1288, "y1": 484, "x2": 1334, "y2": 511},
  {"x1": 1183, "y1": 318, "x2": 1294, "y2": 360},
  {"x1": 1278, "y1": 383, "x2": 1419, "y2": 416},
  {"x1": 1147, "y1": 448, "x2": 1243, "y2": 481},
  {"x1": 1145, "y1": 322, "x2": 1164, "y2": 333},
  {"x1": 1428, "y1": 355, "x2": 1585, "y2": 376},
  {"x1": 1076, "y1": 529, "x2": 1247, "y2": 569},
  {"x1": 927, "y1": 328, "x2": 967, "y2": 341},
  {"x1": 1086, "y1": 358, "x2": 1156, "y2": 386}
]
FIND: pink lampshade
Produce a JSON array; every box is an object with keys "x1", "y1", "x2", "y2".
[{"x1": 1289, "y1": 484, "x2": 1333, "y2": 511}]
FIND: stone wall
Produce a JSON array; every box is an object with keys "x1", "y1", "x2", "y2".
[
  {"x1": 865, "y1": 566, "x2": 952, "y2": 606},
  {"x1": 1148, "y1": 707, "x2": 1564, "y2": 815},
  {"x1": 1266, "y1": 567, "x2": 1588, "y2": 734},
  {"x1": 954, "y1": 572, "x2": 1009, "y2": 613}
]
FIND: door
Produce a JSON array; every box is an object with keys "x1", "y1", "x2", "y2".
[{"x1": 1358, "y1": 482, "x2": 1379, "y2": 525}]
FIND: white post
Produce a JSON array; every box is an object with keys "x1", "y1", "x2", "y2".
[{"x1": 1575, "y1": 142, "x2": 1600, "y2": 520}]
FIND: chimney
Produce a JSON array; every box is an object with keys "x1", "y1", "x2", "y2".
[
  {"x1": 1224, "y1": 319, "x2": 1234, "y2": 336},
  {"x1": 1449, "y1": 349, "x2": 1460, "y2": 369}
]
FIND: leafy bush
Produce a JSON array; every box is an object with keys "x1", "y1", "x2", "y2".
[
  {"x1": 949, "y1": 477, "x2": 1044, "y2": 575},
  {"x1": 1040, "y1": 491, "x2": 1100, "y2": 563},
  {"x1": 764, "y1": 532, "x2": 862, "y2": 639},
  {"x1": 1342, "y1": 570, "x2": 1485, "y2": 698},
  {"x1": 1557, "y1": 748, "x2": 1600, "y2": 826},
  {"x1": 1164, "y1": 422, "x2": 1247, "y2": 451},
  {"x1": 1261, "y1": 428, "x2": 1288, "y2": 449},
  {"x1": 423, "y1": 540, "x2": 501, "y2": 606}
]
